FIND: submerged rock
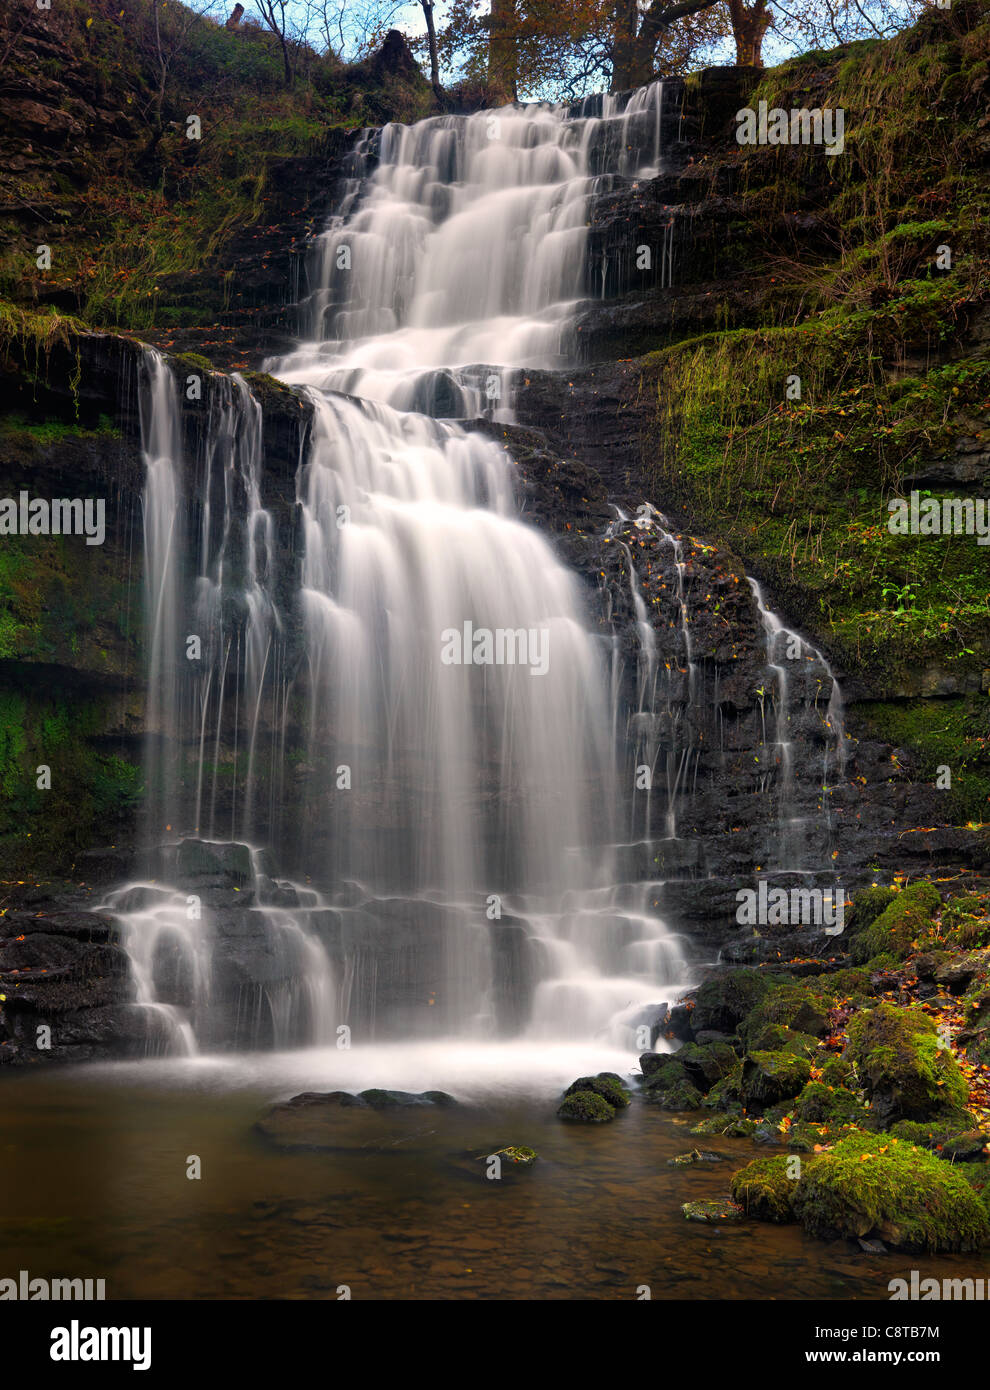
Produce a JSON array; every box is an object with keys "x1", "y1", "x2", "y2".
[
  {"x1": 681, "y1": 1199, "x2": 745, "y2": 1224},
  {"x1": 483, "y1": 1146, "x2": 538, "y2": 1167},
  {"x1": 255, "y1": 1087, "x2": 457, "y2": 1148},
  {"x1": 358, "y1": 1088, "x2": 457, "y2": 1109},
  {"x1": 667, "y1": 1148, "x2": 724, "y2": 1166}
]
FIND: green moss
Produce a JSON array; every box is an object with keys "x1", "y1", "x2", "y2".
[
  {"x1": 681, "y1": 1199, "x2": 745, "y2": 1224},
  {"x1": 563, "y1": 1073, "x2": 631, "y2": 1108},
  {"x1": 793, "y1": 1134, "x2": 990, "y2": 1252},
  {"x1": 489, "y1": 1146, "x2": 537, "y2": 1165},
  {"x1": 794, "y1": 1081, "x2": 869, "y2": 1125},
  {"x1": 888, "y1": 1118, "x2": 986, "y2": 1155},
  {"x1": 557, "y1": 1090, "x2": 615, "y2": 1123},
  {"x1": 691, "y1": 1113, "x2": 757, "y2": 1137},
  {"x1": 643, "y1": 1060, "x2": 704, "y2": 1110},
  {"x1": 0, "y1": 412, "x2": 120, "y2": 445},
  {"x1": 748, "y1": 1024, "x2": 821, "y2": 1056},
  {"x1": 820, "y1": 1055, "x2": 854, "y2": 1087},
  {"x1": 850, "y1": 880, "x2": 942, "y2": 963},
  {"x1": 173, "y1": 352, "x2": 216, "y2": 375},
  {"x1": 639, "y1": 8, "x2": 990, "y2": 696},
  {"x1": 932, "y1": 895, "x2": 990, "y2": 950},
  {"x1": 856, "y1": 702, "x2": 990, "y2": 826},
  {"x1": 847, "y1": 887, "x2": 898, "y2": 933},
  {"x1": 0, "y1": 676, "x2": 142, "y2": 877},
  {"x1": 740, "y1": 981, "x2": 828, "y2": 1043},
  {"x1": 845, "y1": 1000, "x2": 969, "y2": 1122},
  {"x1": 701, "y1": 1062, "x2": 744, "y2": 1111},
  {"x1": 730, "y1": 1155, "x2": 798, "y2": 1222},
  {"x1": 674, "y1": 1040, "x2": 739, "y2": 1091},
  {"x1": 742, "y1": 1050, "x2": 812, "y2": 1108}
]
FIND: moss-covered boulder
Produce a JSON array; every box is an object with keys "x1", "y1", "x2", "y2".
[
  {"x1": 740, "y1": 982, "x2": 828, "y2": 1043},
  {"x1": 741, "y1": 1050, "x2": 812, "y2": 1109},
  {"x1": 850, "y1": 881, "x2": 941, "y2": 964},
  {"x1": 644, "y1": 1067, "x2": 704, "y2": 1111},
  {"x1": 675, "y1": 1040, "x2": 739, "y2": 1092},
  {"x1": 557, "y1": 1090, "x2": 615, "y2": 1123},
  {"x1": 689, "y1": 969, "x2": 773, "y2": 1034},
  {"x1": 639, "y1": 1051, "x2": 670, "y2": 1079},
  {"x1": 847, "y1": 886, "x2": 898, "y2": 934},
  {"x1": 793, "y1": 1134, "x2": 990, "y2": 1252},
  {"x1": 819, "y1": 1055, "x2": 854, "y2": 1087},
  {"x1": 935, "y1": 950, "x2": 990, "y2": 995},
  {"x1": 937, "y1": 896, "x2": 990, "y2": 951},
  {"x1": 563, "y1": 1073, "x2": 631, "y2": 1108},
  {"x1": 845, "y1": 1002, "x2": 969, "y2": 1125},
  {"x1": 730, "y1": 1155, "x2": 797, "y2": 1223},
  {"x1": 889, "y1": 1119, "x2": 986, "y2": 1162},
  {"x1": 667, "y1": 1148, "x2": 724, "y2": 1166},
  {"x1": 940, "y1": 1132, "x2": 989, "y2": 1162},
  {"x1": 958, "y1": 979, "x2": 990, "y2": 1064},
  {"x1": 701, "y1": 1061, "x2": 744, "y2": 1111},
  {"x1": 748, "y1": 1023, "x2": 821, "y2": 1056},
  {"x1": 794, "y1": 1081, "x2": 869, "y2": 1126},
  {"x1": 824, "y1": 967, "x2": 876, "y2": 1000}
]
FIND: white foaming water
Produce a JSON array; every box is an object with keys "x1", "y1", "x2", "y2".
[
  {"x1": 273, "y1": 84, "x2": 668, "y2": 414},
  {"x1": 269, "y1": 87, "x2": 688, "y2": 1050},
  {"x1": 114, "y1": 86, "x2": 695, "y2": 1071}
]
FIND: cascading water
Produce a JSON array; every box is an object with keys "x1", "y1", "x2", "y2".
[
  {"x1": 275, "y1": 83, "x2": 671, "y2": 414},
  {"x1": 274, "y1": 86, "x2": 692, "y2": 1045},
  {"x1": 111, "y1": 85, "x2": 693, "y2": 1059},
  {"x1": 113, "y1": 82, "x2": 847, "y2": 1065},
  {"x1": 748, "y1": 578, "x2": 849, "y2": 870}
]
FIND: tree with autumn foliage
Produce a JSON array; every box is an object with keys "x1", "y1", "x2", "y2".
[
  {"x1": 426, "y1": 0, "x2": 926, "y2": 100},
  {"x1": 427, "y1": 0, "x2": 730, "y2": 101}
]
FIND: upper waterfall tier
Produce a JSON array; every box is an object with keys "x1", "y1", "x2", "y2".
[{"x1": 270, "y1": 83, "x2": 671, "y2": 412}]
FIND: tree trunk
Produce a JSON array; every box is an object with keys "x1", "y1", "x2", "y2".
[
  {"x1": 609, "y1": 0, "x2": 639, "y2": 92},
  {"x1": 727, "y1": 0, "x2": 771, "y2": 65},
  {"x1": 612, "y1": 0, "x2": 724, "y2": 92},
  {"x1": 420, "y1": 0, "x2": 441, "y2": 91},
  {"x1": 487, "y1": 0, "x2": 517, "y2": 102}
]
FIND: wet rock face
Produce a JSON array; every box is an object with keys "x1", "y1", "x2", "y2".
[{"x1": 0, "y1": 907, "x2": 152, "y2": 1064}]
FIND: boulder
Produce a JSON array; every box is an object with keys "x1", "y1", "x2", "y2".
[
  {"x1": 741, "y1": 1051, "x2": 811, "y2": 1109},
  {"x1": 793, "y1": 1134, "x2": 990, "y2": 1253},
  {"x1": 845, "y1": 1002, "x2": 969, "y2": 1126},
  {"x1": 557, "y1": 1089, "x2": 615, "y2": 1122},
  {"x1": 730, "y1": 1155, "x2": 796, "y2": 1222},
  {"x1": 563, "y1": 1072, "x2": 631, "y2": 1108}
]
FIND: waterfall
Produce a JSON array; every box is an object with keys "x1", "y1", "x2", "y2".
[
  {"x1": 111, "y1": 81, "x2": 844, "y2": 1061},
  {"x1": 274, "y1": 85, "x2": 672, "y2": 414},
  {"x1": 106, "y1": 84, "x2": 692, "y2": 1057}
]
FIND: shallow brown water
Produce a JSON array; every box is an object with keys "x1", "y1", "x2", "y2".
[{"x1": 2, "y1": 1056, "x2": 987, "y2": 1301}]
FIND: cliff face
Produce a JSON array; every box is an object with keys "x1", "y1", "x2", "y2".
[
  {"x1": 517, "y1": 5, "x2": 990, "y2": 826},
  {"x1": 0, "y1": 5, "x2": 988, "y2": 1064}
]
